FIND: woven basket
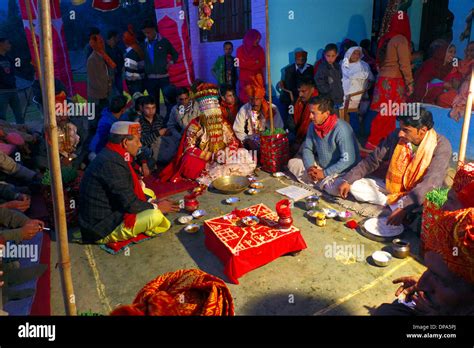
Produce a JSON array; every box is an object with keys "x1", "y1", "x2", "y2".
[{"x1": 259, "y1": 133, "x2": 289, "y2": 173}]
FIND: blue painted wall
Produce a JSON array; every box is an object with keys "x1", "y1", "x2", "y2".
[
  {"x1": 408, "y1": 0, "x2": 423, "y2": 50},
  {"x1": 449, "y1": 0, "x2": 473, "y2": 56},
  {"x1": 268, "y1": 0, "x2": 374, "y2": 97}
]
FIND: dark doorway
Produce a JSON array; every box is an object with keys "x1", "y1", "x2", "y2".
[
  {"x1": 370, "y1": 0, "x2": 390, "y2": 55},
  {"x1": 419, "y1": 0, "x2": 453, "y2": 54}
]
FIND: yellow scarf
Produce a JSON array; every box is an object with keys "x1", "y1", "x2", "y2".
[{"x1": 386, "y1": 128, "x2": 438, "y2": 205}]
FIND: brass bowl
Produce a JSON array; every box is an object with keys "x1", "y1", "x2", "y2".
[
  {"x1": 212, "y1": 175, "x2": 250, "y2": 194},
  {"x1": 391, "y1": 239, "x2": 410, "y2": 259}
]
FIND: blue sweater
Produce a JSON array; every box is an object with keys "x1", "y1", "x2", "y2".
[
  {"x1": 89, "y1": 108, "x2": 128, "y2": 154},
  {"x1": 302, "y1": 119, "x2": 360, "y2": 177}
]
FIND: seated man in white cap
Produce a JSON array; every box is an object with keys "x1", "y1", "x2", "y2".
[{"x1": 79, "y1": 121, "x2": 179, "y2": 244}]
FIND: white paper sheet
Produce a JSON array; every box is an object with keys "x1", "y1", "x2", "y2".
[{"x1": 276, "y1": 185, "x2": 314, "y2": 201}]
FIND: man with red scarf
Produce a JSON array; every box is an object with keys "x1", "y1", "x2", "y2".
[
  {"x1": 288, "y1": 96, "x2": 359, "y2": 196},
  {"x1": 287, "y1": 78, "x2": 318, "y2": 157},
  {"x1": 79, "y1": 121, "x2": 179, "y2": 244}
]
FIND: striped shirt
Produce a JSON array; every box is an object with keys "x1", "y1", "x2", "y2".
[
  {"x1": 124, "y1": 47, "x2": 145, "y2": 81},
  {"x1": 139, "y1": 114, "x2": 165, "y2": 147}
]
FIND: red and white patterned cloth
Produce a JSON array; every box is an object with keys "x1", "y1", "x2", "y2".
[{"x1": 204, "y1": 204, "x2": 307, "y2": 284}]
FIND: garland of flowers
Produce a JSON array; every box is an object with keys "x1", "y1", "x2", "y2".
[{"x1": 193, "y1": 0, "x2": 224, "y2": 30}]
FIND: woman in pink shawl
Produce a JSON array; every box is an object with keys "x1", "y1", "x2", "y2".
[{"x1": 236, "y1": 29, "x2": 266, "y2": 103}]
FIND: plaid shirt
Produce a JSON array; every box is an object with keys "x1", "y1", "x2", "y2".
[
  {"x1": 139, "y1": 114, "x2": 165, "y2": 147},
  {"x1": 79, "y1": 148, "x2": 153, "y2": 242}
]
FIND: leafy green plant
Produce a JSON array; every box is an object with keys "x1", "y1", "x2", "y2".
[
  {"x1": 41, "y1": 167, "x2": 78, "y2": 186},
  {"x1": 425, "y1": 187, "x2": 449, "y2": 208}
]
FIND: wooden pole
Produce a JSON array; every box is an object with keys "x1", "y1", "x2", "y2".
[
  {"x1": 265, "y1": 0, "x2": 274, "y2": 133},
  {"x1": 38, "y1": 0, "x2": 77, "y2": 316},
  {"x1": 24, "y1": 0, "x2": 42, "y2": 90},
  {"x1": 458, "y1": 66, "x2": 474, "y2": 167}
]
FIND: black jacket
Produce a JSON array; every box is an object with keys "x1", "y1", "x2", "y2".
[
  {"x1": 314, "y1": 61, "x2": 344, "y2": 105},
  {"x1": 280, "y1": 63, "x2": 314, "y2": 106},
  {"x1": 79, "y1": 147, "x2": 153, "y2": 242},
  {"x1": 0, "y1": 54, "x2": 16, "y2": 90}
]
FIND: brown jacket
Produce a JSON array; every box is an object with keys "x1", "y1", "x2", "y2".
[
  {"x1": 87, "y1": 51, "x2": 113, "y2": 100},
  {"x1": 343, "y1": 129, "x2": 452, "y2": 210},
  {"x1": 379, "y1": 35, "x2": 414, "y2": 86}
]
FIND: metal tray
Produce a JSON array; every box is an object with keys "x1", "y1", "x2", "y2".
[{"x1": 356, "y1": 217, "x2": 405, "y2": 242}]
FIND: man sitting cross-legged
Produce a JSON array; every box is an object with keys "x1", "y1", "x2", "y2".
[
  {"x1": 288, "y1": 95, "x2": 359, "y2": 196},
  {"x1": 79, "y1": 121, "x2": 179, "y2": 244},
  {"x1": 337, "y1": 108, "x2": 452, "y2": 226}
]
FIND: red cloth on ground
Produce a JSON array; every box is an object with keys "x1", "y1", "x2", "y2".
[
  {"x1": 143, "y1": 175, "x2": 197, "y2": 199},
  {"x1": 110, "y1": 269, "x2": 234, "y2": 315},
  {"x1": 377, "y1": 12, "x2": 411, "y2": 66},
  {"x1": 105, "y1": 142, "x2": 147, "y2": 228},
  {"x1": 293, "y1": 90, "x2": 318, "y2": 142},
  {"x1": 30, "y1": 232, "x2": 51, "y2": 315},
  {"x1": 367, "y1": 77, "x2": 406, "y2": 146},
  {"x1": 204, "y1": 204, "x2": 307, "y2": 284},
  {"x1": 314, "y1": 114, "x2": 338, "y2": 139},
  {"x1": 236, "y1": 29, "x2": 265, "y2": 104}
]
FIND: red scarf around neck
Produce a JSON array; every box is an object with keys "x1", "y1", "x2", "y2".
[
  {"x1": 314, "y1": 114, "x2": 338, "y2": 139},
  {"x1": 106, "y1": 142, "x2": 147, "y2": 229}
]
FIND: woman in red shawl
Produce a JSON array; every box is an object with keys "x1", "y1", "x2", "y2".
[
  {"x1": 410, "y1": 41, "x2": 460, "y2": 105},
  {"x1": 236, "y1": 29, "x2": 266, "y2": 104},
  {"x1": 365, "y1": 12, "x2": 414, "y2": 150}
]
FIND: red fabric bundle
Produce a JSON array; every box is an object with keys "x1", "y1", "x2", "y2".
[
  {"x1": 110, "y1": 269, "x2": 234, "y2": 316},
  {"x1": 260, "y1": 133, "x2": 289, "y2": 173}
]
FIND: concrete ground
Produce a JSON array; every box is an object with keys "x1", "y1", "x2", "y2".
[{"x1": 50, "y1": 171, "x2": 427, "y2": 316}]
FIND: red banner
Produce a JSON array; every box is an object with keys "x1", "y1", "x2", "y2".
[
  {"x1": 19, "y1": 0, "x2": 74, "y2": 97},
  {"x1": 155, "y1": 0, "x2": 195, "y2": 87}
]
